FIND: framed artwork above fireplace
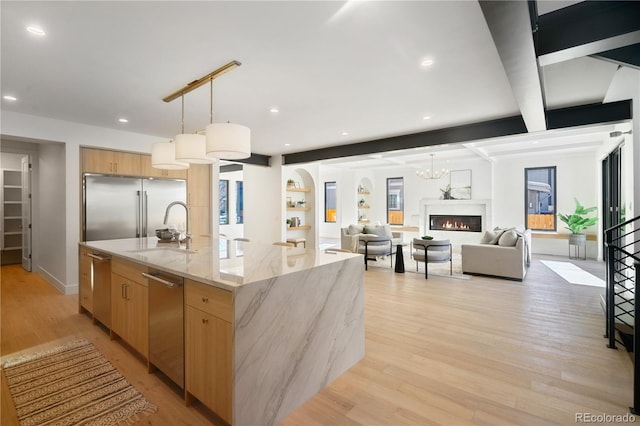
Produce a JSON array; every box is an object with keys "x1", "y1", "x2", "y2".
[{"x1": 450, "y1": 169, "x2": 471, "y2": 200}]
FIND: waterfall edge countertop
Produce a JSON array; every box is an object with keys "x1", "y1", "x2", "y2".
[
  {"x1": 80, "y1": 236, "x2": 360, "y2": 291},
  {"x1": 81, "y1": 236, "x2": 366, "y2": 425}
]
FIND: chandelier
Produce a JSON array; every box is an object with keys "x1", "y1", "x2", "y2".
[
  {"x1": 415, "y1": 153, "x2": 449, "y2": 180},
  {"x1": 152, "y1": 61, "x2": 251, "y2": 170}
]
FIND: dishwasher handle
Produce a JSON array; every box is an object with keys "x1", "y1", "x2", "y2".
[
  {"x1": 87, "y1": 253, "x2": 111, "y2": 261},
  {"x1": 142, "y1": 272, "x2": 183, "y2": 288}
]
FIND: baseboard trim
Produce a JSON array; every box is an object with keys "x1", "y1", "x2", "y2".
[{"x1": 37, "y1": 266, "x2": 77, "y2": 295}]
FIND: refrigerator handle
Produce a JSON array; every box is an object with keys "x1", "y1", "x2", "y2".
[
  {"x1": 143, "y1": 191, "x2": 149, "y2": 237},
  {"x1": 136, "y1": 190, "x2": 141, "y2": 237}
]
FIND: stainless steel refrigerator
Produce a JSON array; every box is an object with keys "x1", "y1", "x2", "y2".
[{"x1": 83, "y1": 174, "x2": 187, "y2": 241}]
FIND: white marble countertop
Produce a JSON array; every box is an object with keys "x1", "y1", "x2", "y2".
[{"x1": 80, "y1": 237, "x2": 359, "y2": 291}]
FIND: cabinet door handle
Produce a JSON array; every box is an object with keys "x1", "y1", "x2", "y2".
[
  {"x1": 201, "y1": 297, "x2": 208, "y2": 303},
  {"x1": 121, "y1": 283, "x2": 126, "y2": 299},
  {"x1": 109, "y1": 162, "x2": 113, "y2": 172},
  {"x1": 114, "y1": 162, "x2": 118, "y2": 173},
  {"x1": 202, "y1": 318, "x2": 208, "y2": 324}
]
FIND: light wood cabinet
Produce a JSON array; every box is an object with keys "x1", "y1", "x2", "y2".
[
  {"x1": 79, "y1": 246, "x2": 92, "y2": 314},
  {"x1": 185, "y1": 279, "x2": 232, "y2": 423},
  {"x1": 110, "y1": 259, "x2": 148, "y2": 358},
  {"x1": 82, "y1": 147, "x2": 141, "y2": 176},
  {"x1": 140, "y1": 154, "x2": 187, "y2": 179},
  {"x1": 187, "y1": 164, "x2": 211, "y2": 237}
]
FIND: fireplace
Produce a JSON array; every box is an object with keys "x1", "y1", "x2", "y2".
[{"x1": 429, "y1": 214, "x2": 482, "y2": 232}]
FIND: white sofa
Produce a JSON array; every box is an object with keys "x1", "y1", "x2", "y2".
[{"x1": 461, "y1": 228, "x2": 531, "y2": 281}]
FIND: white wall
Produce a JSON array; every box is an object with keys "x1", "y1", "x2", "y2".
[
  {"x1": 493, "y1": 151, "x2": 600, "y2": 258},
  {"x1": 37, "y1": 143, "x2": 67, "y2": 291},
  {"x1": 244, "y1": 156, "x2": 282, "y2": 245}
]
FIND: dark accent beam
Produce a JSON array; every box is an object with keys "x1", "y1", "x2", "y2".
[
  {"x1": 233, "y1": 153, "x2": 270, "y2": 167},
  {"x1": 283, "y1": 116, "x2": 527, "y2": 165},
  {"x1": 546, "y1": 100, "x2": 631, "y2": 130},
  {"x1": 282, "y1": 100, "x2": 632, "y2": 165},
  {"x1": 220, "y1": 164, "x2": 243, "y2": 173},
  {"x1": 593, "y1": 44, "x2": 640, "y2": 70},
  {"x1": 536, "y1": 1, "x2": 640, "y2": 61}
]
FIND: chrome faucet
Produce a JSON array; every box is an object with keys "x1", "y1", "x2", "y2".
[{"x1": 163, "y1": 201, "x2": 191, "y2": 249}]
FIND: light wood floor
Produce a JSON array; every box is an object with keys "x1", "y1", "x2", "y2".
[{"x1": 1, "y1": 256, "x2": 634, "y2": 425}]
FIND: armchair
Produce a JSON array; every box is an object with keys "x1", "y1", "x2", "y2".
[
  {"x1": 358, "y1": 235, "x2": 396, "y2": 270},
  {"x1": 412, "y1": 238, "x2": 452, "y2": 279},
  {"x1": 341, "y1": 224, "x2": 401, "y2": 253}
]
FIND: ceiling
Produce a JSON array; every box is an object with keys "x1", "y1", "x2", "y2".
[{"x1": 0, "y1": 1, "x2": 634, "y2": 165}]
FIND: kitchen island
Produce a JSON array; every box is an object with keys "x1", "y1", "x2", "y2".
[{"x1": 79, "y1": 237, "x2": 364, "y2": 426}]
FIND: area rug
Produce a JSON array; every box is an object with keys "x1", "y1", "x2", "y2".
[
  {"x1": 2, "y1": 339, "x2": 156, "y2": 426},
  {"x1": 540, "y1": 260, "x2": 605, "y2": 287}
]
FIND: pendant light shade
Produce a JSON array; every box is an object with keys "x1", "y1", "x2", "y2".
[
  {"x1": 175, "y1": 133, "x2": 212, "y2": 164},
  {"x1": 205, "y1": 122, "x2": 251, "y2": 160},
  {"x1": 151, "y1": 141, "x2": 189, "y2": 170}
]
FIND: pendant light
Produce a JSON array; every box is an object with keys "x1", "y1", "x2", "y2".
[
  {"x1": 151, "y1": 140, "x2": 189, "y2": 170},
  {"x1": 174, "y1": 95, "x2": 212, "y2": 164},
  {"x1": 205, "y1": 77, "x2": 251, "y2": 160},
  {"x1": 153, "y1": 60, "x2": 250, "y2": 169}
]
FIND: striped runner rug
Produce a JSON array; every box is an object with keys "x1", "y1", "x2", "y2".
[{"x1": 2, "y1": 339, "x2": 156, "y2": 426}]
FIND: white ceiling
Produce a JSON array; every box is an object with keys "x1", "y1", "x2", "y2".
[{"x1": 0, "y1": 1, "x2": 628, "y2": 164}]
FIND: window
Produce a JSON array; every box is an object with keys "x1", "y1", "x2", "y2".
[
  {"x1": 387, "y1": 177, "x2": 404, "y2": 225},
  {"x1": 324, "y1": 182, "x2": 337, "y2": 223},
  {"x1": 219, "y1": 179, "x2": 229, "y2": 225},
  {"x1": 525, "y1": 166, "x2": 556, "y2": 231},
  {"x1": 236, "y1": 181, "x2": 244, "y2": 224}
]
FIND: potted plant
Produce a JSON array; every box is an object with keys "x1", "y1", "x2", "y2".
[
  {"x1": 558, "y1": 198, "x2": 598, "y2": 246},
  {"x1": 286, "y1": 179, "x2": 296, "y2": 188}
]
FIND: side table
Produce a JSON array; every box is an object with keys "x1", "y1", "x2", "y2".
[{"x1": 395, "y1": 243, "x2": 408, "y2": 273}]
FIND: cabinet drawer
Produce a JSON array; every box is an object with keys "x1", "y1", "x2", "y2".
[
  {"x1": 185, "y1": 280, "x2": 232, "y2": 322},
  {"x1": 111, "y1": 258, "x2": 148, "y2": 287}
]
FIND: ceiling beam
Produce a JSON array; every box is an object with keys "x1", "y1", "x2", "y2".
[
  {"x1": 479, "y1": 1, "x2": 546, "y2": 132},
  {"x1": 282, "y1": 100, "x2": 631, "y2": 165},
  {"x1": 593, "y1": 44, "x2": 640, "y2": 70},
  {"x1": 535, "y1": 1, "x2": 640, "y2": 67},
  {"x1": 462, "y1": 143, "x2": 496, "y2": 163}
]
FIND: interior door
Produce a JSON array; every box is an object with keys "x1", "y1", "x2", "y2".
[
  {"x1": 602, "y1": 145, "x2": 622, "y2": 259},
  {"x1": 21, "y1": 155, "x2": 32, "y2": 271}
]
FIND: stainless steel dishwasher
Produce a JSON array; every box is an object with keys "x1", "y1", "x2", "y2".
[
  {"x1": 88, "y1": 252, "x2": 111, "y2": 328},
  {"x1": 144, "y1": 269, "x2": 184, "y2": 389}
]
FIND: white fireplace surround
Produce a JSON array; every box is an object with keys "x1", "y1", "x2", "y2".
[{"x1": 419, "y1": 199, "x2": 492, "y2": 247}]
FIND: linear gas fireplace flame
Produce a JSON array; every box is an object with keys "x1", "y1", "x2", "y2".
[{"x1": 429, "y1": 214, "x2": 482, "y2": 232}]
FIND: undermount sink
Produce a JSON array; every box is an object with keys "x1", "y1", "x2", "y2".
[{"x1": 127, "y1": 247, "x2": 198, "y2": 255}]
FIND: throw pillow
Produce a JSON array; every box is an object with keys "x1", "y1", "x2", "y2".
[
  {"x1": 498, "y1": 229, "x2": 519, "y2": 246},
  {"x1": 369, "y1": 225, "x2": 391, "y2": 238},
  {"x1": 348, "y1": 224, "x2": 364, "y2": 235},
  {"x1": 481, "y1": 229, "x2": 504, "y2": 244},
  {"x1": 363, "y1": 225, "x2": 375, "y2": 234}
]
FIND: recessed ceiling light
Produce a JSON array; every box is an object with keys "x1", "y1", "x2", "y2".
[
  {"x1": 26, "y1": 26, "x2": 46, "y2": 36},
  {"x1": 423, "y1": 115, "x2": 431, "y2": 120},
  {"x1": 420, "y1": 58, "x2": 434, "y2": 68},
  {"x1": 270, "y1": 107, "x2": 279, "y2": 113},
  {"x1": 341, "y1": 132, "x2": 349, "y2": 136},
  {"x1": 3, "y1": 95, "x2": 17, "y2": 101},
  {"x1": 285, "y1": 143, "x2": 291, "y2": 147},
  {"x1": 118, "y1": 118, "x2": 129, "y2": 123}
]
